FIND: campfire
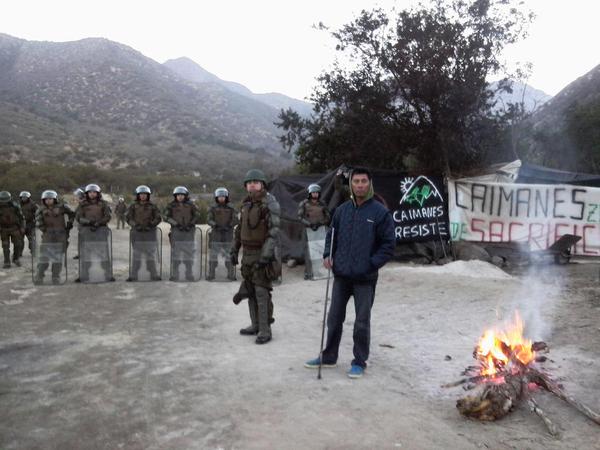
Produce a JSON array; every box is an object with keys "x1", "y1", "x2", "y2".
[{"x1": 443, "y1": 312, "x2": 600, "y2": 437}]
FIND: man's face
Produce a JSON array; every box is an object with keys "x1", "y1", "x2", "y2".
[
  {"x1": 246, "y1": 180, "x2": 262, "y2": 193},
  {"x1": 43, "y1": 198, "x2": 55, "y2": 207},
  {"x1": 310, "y1": 192, "x2": 319, "y2": 200},
  {"x1": 217, "y1": 196, "x2": 227, "y2": 204},
  {"x1": 21, "y1": 197, "x2": 29, "y2": 203},
  {"x1": 351, "y1": 174, "x2": 370, "y2": 198},
  {"x1": 175, "y1": 194, "x2": 185, "y2": 203},
  {"x1": 87, "y1": 191, "x2": 98, "y2": 200},
  {"x1": 138, "y1": 193, "x2": 149, "y2": 202}
]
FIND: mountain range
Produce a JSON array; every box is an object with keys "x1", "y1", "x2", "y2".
[
  {"x1": 519, "y1": 63, "x2": 600, "y2": 171},
  {"x1": 3, "y1": 31, "x2": 598, "y2": 176},
  {"x1": 163, "y1": 57, "x2": 314, "y2": 117},
  {"x1": 0, "y1": 33, "x2": 312, "y2": 179}
]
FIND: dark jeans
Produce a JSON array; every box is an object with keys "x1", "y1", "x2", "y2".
[{"x1": 322, "y1": 276, "x2": 376, "y2": 368}]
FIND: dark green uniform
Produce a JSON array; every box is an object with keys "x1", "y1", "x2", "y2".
[
  {"x1": 297, "y1": 199, "x2": 330, "y2": 229},
  {"x1": 164, "y1": 199, "x2": 200, "y2": 280},
  {"x1": 20, "y1": 199, "x2": 39, "y2": 255},
  {"x1": 115, "y1": 200, "x2": 128, "y2": 229},
  {"x1": 297, "y1": 198, "x2": 330, "y2": 278},
  {"x1": 126, "y1": 200, "x2": 162, "y2": 280},
  {"x1": 0, "y1": 199, "x2": 25, "y2": 267},
  {"x1": 207, "y1": 203, "x2": 238, "y2": 279},
  {"x1": 231, "y1": 190, "x2": 280, "y2": 342},
  {"x1": 75, "y1": 197, "x2": 112, "y2": 280},
  {"x1": 34, "y1": 202, "x2": 75, "y2": 283},
  {"x1": 164, "y1": 199, "x2": 200, "y2": 229}
]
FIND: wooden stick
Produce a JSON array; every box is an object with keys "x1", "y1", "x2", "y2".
[
  {"x1": 441, "y1": 374, "x2": 488, "y2": 388},
  {"x1": 530, "y1": 368, "x2": 600, "y2": 426},
  {"x1": 527, "y1": 397, "x2": 561, "y2": 437}
]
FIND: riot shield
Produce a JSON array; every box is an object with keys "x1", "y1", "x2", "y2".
[
  {"x1": 205, "y1": 228, "x2": 236, "y2": 282},
  {"x1": 32, "y1": 228, "x2": 68, "y2": 285},
  {"x1": 78, "y1": 227, "x2": 113, "y2": 283},
  {"x1": 169, "y1": 227, "x2": 202, "y2": 282},
  {"x1": 305, "y1": 226, "x2": 329, "y2": 280},
  {"x1": 129, "y1": 228, "x2": 162, "y2": 281}
]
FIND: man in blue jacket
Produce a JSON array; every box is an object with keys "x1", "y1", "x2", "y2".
[{"x1": 305, "y1": 167, "x2": 395, "y2": 378}]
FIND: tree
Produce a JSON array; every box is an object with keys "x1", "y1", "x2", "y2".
[{"x1": 277, "y1": 0, "x2": 533, "y2": 174}]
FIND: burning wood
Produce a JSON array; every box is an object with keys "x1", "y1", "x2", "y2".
[{"x1": 444, "y1": 311, "x2": 600, "y2": 437}]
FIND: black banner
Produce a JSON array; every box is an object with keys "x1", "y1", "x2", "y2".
[{"x1": 390, "y1": 175, "x2": 449, "y2": 243}]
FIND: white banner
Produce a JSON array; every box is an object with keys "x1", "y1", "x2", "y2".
[{"x1": 449, "y1": 180, "x2": 600, "y2": 255}]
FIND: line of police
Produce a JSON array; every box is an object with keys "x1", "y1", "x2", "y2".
[{"x1": 0, "y1": 169, "x2": 331, "y2": 344}]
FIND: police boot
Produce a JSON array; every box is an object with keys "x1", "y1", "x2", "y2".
[
  {"x1": 147, "y1": 260, "x2": 161, "y2": 281},
  {"x1": 169, "y1": 261, "x2": 180, "y2": 281},
  {"x1": 226, "y1": 261, "x2": 236, "y2": 281},
  {"x1": 206, "y1": 261, "x2": 217, "y2": 280},
  {"x1": 239, "y1": 296, "x2": 259, "y2": 335},
  {"x1": 255, "y1": 286, "x2": 272, "y2": 344},
  {"x1": 34, "y1": 263, "x2": 48, "y2": 284},
  {"x1": 185, "y1": 262, "x2": 194, "y2": 281},
  {"x1": 51, "y1": 263, "x2": 62, "y2": 284},
  {"x1": 3, "y1": 245, "x2": 10, "y2": 268},
  {"x1": 13, "y1": 243, "x2": 22, "y2": 267},
  {"x1": 127, "y1": 260, "x2": 140, "y2": 282},
  {"x1": 101, "y1": 261, "x2": 115, "y2": 282},
  {"x1": 76, "y1": 261, "x2": 90, "y2": 283}
]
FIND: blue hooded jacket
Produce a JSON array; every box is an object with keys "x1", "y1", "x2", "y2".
[{"x1": 323, "y1": 195, "x2": 395, "y2": 282}]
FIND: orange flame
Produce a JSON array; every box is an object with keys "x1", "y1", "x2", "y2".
[{"x1": 475, "y1": 312, "x2": 535, "y2": 376}]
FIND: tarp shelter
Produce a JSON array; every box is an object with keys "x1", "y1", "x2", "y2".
[
  {"x1": 517, "y1": 163, "x2": 600, "y2": 187},
  {"x1": 456, "y1": 160, "x2": 521, "y2": 183},
  {"x1": 268, "y1": 171, "x2": 335, "y2": 263},
  {"x1": 268, "y1": 167, "x2": 449, "y2": 262}
]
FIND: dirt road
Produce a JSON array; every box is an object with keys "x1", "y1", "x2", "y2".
[{"x1": 1, "y1": 225, "x2": 599, "y2": 449}]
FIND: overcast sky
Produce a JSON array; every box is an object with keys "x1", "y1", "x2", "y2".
[{"x1": 1, "y1": 0, "x2": 599, "y2": 100}]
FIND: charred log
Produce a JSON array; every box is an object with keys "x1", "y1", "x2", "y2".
[{"x1": 456, "y1": 374, "x2": 525, "y2": 421}]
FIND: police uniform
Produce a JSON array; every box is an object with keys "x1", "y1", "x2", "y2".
[
  {"x1": 34, "y1": 192, "x2": 75, "y2": 283},
  {"x1": 75, "y1": 187, "x2": 113, "y2": 281},
  {"x1": 0, "y1": 192, "x2": 25, "y2": 268},
  {"x1": 207, "y1": 190, "x2": 238, "y2": 280},
  {"x1": 164, "y1": 188, "x2": 200, "y2": 281},
  {"x1": 230, "y1": 170, "x2": 280, "y2": 344},
  {"x1": 20, "y1": 194, "x2": 39, "y2": 255},
  {"x1": 126, "y1": 189, "x2": 162, "y2": 281}
]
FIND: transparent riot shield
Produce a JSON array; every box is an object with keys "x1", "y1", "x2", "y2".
[
  {"x1": 129, "y1": 228, "x2": 162, "y2": 281},
  {"x1": 204, "y1": 228, "x2": 236, "y2": 282},
  {"x1": 32, "y1": 228, "x2": 68, "y2": 285},
  {"x1": 169, "y1": 227, "x2": 202, "y2": 282},
  {"x1": 78, "y1": 227, "x2": 113, "y2": 283},
  {"x1": 305, "y1": 226, "x2": 329, "y2": 280}
]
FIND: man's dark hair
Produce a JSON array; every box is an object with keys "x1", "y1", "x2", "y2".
[{"x1": 350, "y1": 167, "x2": 372, "y2": 180}]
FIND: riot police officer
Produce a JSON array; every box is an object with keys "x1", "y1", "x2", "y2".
[
  {"x1": 230, "y1": 169, "x2": 280, "y2": 344},
  {"x1": 115, "y1": 197, "x2": 128, "y2": 229},
  {"x1": 74, "y1": 184, "x2": 113, "y2": 282},
  {"x1": 164, "y1": 186, "x2": 200, "y2": 281},
  {"x1": 207, "y1": 187, "x2": 238, "y2": 280},
  {"x1": 0, "y1": 191, "x2": 25, "y2": 268},
  {"x1": 297, "y1": 183, "x2": 331, "y2": 279},
  {"x1": 19, "y1": 191, "x2": 39, "y2": 257},
  {"x1": 34, "y1": 190, "x2": 75, "y2": 284},
  {"x1": 126, "y1": 185, "x2": 162, "y2": 281}
]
